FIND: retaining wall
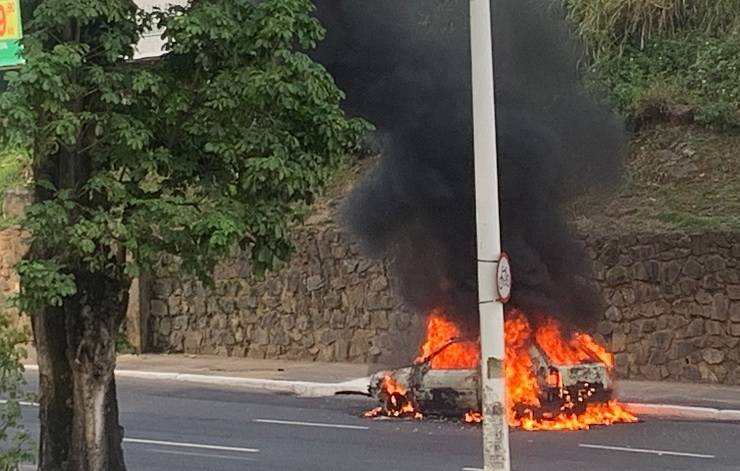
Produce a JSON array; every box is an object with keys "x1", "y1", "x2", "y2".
[
  {"x1": 147, "y1": 225, "x2": 740, "y2": 385},
  {"x1": 147, "y1": 208, "x2": 423, "y2": 365},
  {"x1": 586, "y1": 233, "x2": 740, "y2": 384}
]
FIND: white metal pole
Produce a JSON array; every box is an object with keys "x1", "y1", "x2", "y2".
[{"x1": 469, "y1": 1, "x2": 511, "y2": 470}]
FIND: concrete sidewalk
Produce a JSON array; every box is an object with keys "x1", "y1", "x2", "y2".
[
  {"x1": 122, "y1": 354, "x2": 740, "y2": 407},
  {"x1": 115, "y1": 353, "x2": 383, "y2": 383},
  {"x1": 109, "y1": 354, "x2": 384, "y2": 397},
  {"x1": 24, "y1": 353, "x2": 386, "y2": 398},
  {"x1": 618, "y1": 380, "x2": 740, "y2": 411}
]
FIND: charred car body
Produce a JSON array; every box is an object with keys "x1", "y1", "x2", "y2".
[{"x1": 368, "y1": 339, "x2": 614, "y2": 420}]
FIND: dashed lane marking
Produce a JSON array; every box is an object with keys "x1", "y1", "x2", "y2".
[
  {"x1": 146, "y1": 448, "x2": 258, "y2": 461},
  {"x1": 253, "y1": 418, "x2": 369, "y2": 430},
  {"x1": 579, "y1": 443, "x2": 715, "y2": 459},
  {"x1": 125, "y1": 438, "x2": 259, "y2": 454}
]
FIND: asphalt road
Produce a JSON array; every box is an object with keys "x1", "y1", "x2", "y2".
[{"x1": 18, "y1": 376, "x2": 740, "y2": 471}]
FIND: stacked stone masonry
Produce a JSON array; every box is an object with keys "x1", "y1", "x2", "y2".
[
  {"x1": 585, "y1": 233, "x2": 740, "y2": 385},
  {"x1": 147, "y1": 221, "x2": 424, "y2": 365},
  {"x1": 0, "y1": 228, "x2": 29, "y2": 334},
  {"x1": 1, "y1": 177, "x2": 736, "y2": 383},
  {"x1": 149, "y1": 228, "x2": 740, "y2": 385}
]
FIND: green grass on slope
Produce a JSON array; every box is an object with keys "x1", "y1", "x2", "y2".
[{"x1": 571, "y1": 124, "x2": 740, "y2": 235}]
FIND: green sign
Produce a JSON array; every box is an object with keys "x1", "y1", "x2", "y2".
[{"x1": 0, "y1": 0, "x2": 23, "y2": 68}]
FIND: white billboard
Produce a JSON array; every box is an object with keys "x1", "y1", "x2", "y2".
[{"x1": 134, "y1": 0, "x2": 188, "y2": 60}]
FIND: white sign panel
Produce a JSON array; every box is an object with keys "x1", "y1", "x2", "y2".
[
  {"x1": 134, "y1": 0, "x2": 187, "y2": 60},
  {"x1": 496, "y1": 252, "x2": 512, "y2": 303}
]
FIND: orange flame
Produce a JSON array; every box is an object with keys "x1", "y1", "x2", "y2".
[
  {"x1": 418, "y1": 310, "x2": 637, "y2": 430},
  {"x1": 417, "y1": 311, "x2": 480, "y2": 369},
  {"x1": 504, "y1": 313, "x2": 540, "y2": 419},
  {"x1": 517, "y1": 402, "x2": 638, "y2": 431},
  {"x1": 533, "y1": 317, "x2": 614, "y2": 368},
  {"x1": 365, "y1": 375, "x2": 423, "y2": 420},
  {"x1": 464, "y1": 411, "x2": 483, "y2": 423}
]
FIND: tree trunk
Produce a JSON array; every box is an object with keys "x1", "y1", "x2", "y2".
[
  {"x1": 32, "y1": 271, "x2": 129, "y2": 471},
  {"x1": 32, "y1": 305, "x2": 73, "y2": 469}
]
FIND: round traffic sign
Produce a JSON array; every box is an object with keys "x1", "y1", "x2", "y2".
[{"x1": 496, "y1": 252, "x2": 512, "y2": 303}]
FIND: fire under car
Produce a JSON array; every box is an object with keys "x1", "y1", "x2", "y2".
[{"x1": 367, "y1": 337, "x2": 615, "y2": 422}]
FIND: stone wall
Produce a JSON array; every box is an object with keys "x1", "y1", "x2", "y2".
[
  {"x1": 0, "y1": 227, "x2": 30, "y2": 334},
  {"x1": 586, "y1": 233, "x2": 740, "y2": 385},
  {"x1": 147, "y1": 206, "x2": 423, "y2": 364},
  {"x1": 149, "y1": 229, "x2": 740, "y2": 384},
  {"x1": 144, "y1": 204, "x2": 740, "y2": 385},
  {"x1": 2, "y1": 179, "x2": 732, "y2": 383},
  {"x1": 0, "y1": 188, "x2": 33, "y2": 335}
]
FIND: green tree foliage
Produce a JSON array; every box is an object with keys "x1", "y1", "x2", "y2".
[
  {"x1": 0, "y1": 0, "x2": 366, "y2": 468},
  {"x1": 2, "y1": 0, "x2": 366, "y2": 294}
]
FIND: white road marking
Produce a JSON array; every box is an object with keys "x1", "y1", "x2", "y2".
[
  {"x1": 146, "y1": 448, "x2": 258, "y2": 462},
  {"x1": 579, "y1": 443, "x2": 715, "y2": 459},
  {"x1": 253, "y1": 418, "x2": 369, "y2": 430},
  {"x1": 462, "y1": 468, "x2": 483, "y2": 471},
  {"x1": 124, "y1": 438, "x2": 259, "y2": 454}
]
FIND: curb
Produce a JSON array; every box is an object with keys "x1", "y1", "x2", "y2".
[
  {"x1": 626, "y1": 402, "x2": 740, "y2": 422},
  {"x1": 24, "y1": 364, "x2": 371, "y2": 398}
]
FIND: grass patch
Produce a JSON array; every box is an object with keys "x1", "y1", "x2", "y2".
[
  {"x1": 566, "y1": 0, "x2": 740, "y2": 58},
  {"x1": 571, "y1": 124, "x2": 740, "y2": 235},
  {"x1": 0, "y1": 150, "x2": 27, "y2": 191},
  {"x1": 564, "y1": 0, "x2": 740, "y2": 129},
  {"x1": 590, "y1": 32, "x2": 740, "y2": 129},
  {"x1": 656, "y1": 210, "x2": 720, "y2": 228}
]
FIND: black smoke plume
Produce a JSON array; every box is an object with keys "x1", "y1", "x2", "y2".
[{"x1": 311, "y1": 0, "x2": 626, "y2": 335}]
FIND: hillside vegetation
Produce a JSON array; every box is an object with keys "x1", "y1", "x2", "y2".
[
  {"x1": 561, "y1": 1, "x2": 740, "y2": 234},
  {"x1": 1, "y1": 2, "x2": 738, "y2": 234},
  {"x1": 566, "y1": 0, "x2": 740, "y2": 128},
  {"x1": 571, "y1": 123, "x2": 740, "y2": 235}
]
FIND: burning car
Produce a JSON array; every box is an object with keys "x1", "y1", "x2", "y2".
[{"x1": 365, "y1": 310, "x2": 637, "y2": 431}]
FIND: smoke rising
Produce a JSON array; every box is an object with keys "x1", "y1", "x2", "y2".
[{"x1": 311, "y1": 0, "x2": 626, "y2": 335}]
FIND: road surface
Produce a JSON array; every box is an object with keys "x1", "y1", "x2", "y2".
[{"x1": 18, "y1": 376, "x2": 740, "y2": 470}]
